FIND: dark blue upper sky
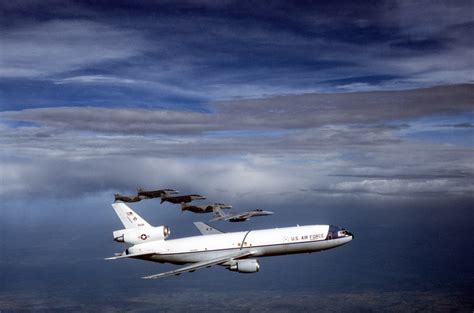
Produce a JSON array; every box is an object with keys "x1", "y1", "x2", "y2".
[{"x1": 1, "y1": 0, "x2": 473, "y2": 110}]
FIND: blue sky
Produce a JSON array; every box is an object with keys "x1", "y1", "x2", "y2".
[
  {"x1": 1, "y1": 1, "x2": 473, "y2": 110},
  {"x1": 0, "y1": 1, "x2": 473, "y2": 311}
]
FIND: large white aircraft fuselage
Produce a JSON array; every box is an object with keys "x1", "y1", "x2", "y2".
[{"x1": 130, "y1": 225, "x2": 352, "y2": 264}]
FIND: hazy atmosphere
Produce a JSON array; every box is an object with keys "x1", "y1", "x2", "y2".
[{"x1": 1, "y1": 1, "x2": 473, "y2": 312}]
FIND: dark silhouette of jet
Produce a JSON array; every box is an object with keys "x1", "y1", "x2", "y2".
[
  {"x1": 211, "y1": 208, "x2": 274, "y2": 222},
  {"x1": 161, "y1": 194, "x2": 206, "y2": 204},
  {"x1": 181, "y1": 203, "x2": 231, "y2": 213},
  {"x1": 114, "y1": 194, "x2": 143, "y2": 203},
  {"x1": 137, "y1": 188, "x2": 178, "y2": 199}
]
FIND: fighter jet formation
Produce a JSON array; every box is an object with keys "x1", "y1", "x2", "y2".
[{"x1": 114, "y1": 187, "x2": 273, "y2": 223}]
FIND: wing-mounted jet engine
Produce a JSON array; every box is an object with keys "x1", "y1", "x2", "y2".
[
  {"x1": 228, "y1": 259, "x2": 260, "y2": 273},
  {"x1": 112, "y1": 202, "x2": 170, "y2": 245}
]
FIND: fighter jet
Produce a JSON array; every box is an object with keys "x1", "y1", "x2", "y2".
[
  {"x1": 137, "y1": 188, "x2": 178, "y2": 199},
  {"x1": 181, "y1": 203, "x2": 232, "y2": 213},
  {"x1": 160, "y1": 194, "x2": 206, "y2": 204},
  {"x1": 211, "y1": 207, "x2": 274, "y2": 222},
  {"x1": 106, "y1": 202, "x2": 353, "y2": 279},
  {"x1": 114, "y1": 194, "x2": 143, "y2": 203}
]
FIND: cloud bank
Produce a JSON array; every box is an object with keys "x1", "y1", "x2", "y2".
[
  {"x1": 1, "y1": 84, "x2": 472, "y2": 134},
  {"x1": 1, "y1": 85, "x2": 472, "y2": 207}
]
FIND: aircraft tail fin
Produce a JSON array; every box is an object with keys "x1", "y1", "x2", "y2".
[{"x1": 112, "y1": 202, "x2": 151, "y2": 229}]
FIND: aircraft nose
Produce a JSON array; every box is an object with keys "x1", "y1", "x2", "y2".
[{"x1": 346, "y1": 231, "x2": 354, "y2": 239}]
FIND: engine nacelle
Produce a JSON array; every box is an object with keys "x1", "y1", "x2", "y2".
[
  {"x1": 228, "y1": 259, "x2": 260, "y2": 273},
  {"x1": 113, "y1": 226, "x2": 170, "y2": 245}
]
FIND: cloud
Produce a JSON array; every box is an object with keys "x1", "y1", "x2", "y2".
[
  {"x1": 0, "y1": 20, "x2": 146, "y2": 78},
  {"x1": 216, "y1": 84, "x2": 474, "y2": 130},
  {"x1": 320, "y1": 178, "x2": 471, "y2": 198},
  {"x1": 1, "y1": 84, "x2": 472, "y2": 135},
  {"x1": 441, "y1": 122, "x2": 474, "y2": 128},
  {"x1": 0, "y1": 137, "x2": 472, "y2": 204},
  {"x1": 0, "y1": 106, "x2": 217, "y2": 135},
  {"x1": 0, "y1": 85, "x2": 472, "y2": 204},
  {"x1": 53, "y1": 75, "x2": 138, "y2": 85}
]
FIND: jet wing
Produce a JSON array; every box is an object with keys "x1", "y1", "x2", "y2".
[
  {"x1": 193, "y1": 222, "x2": 224, "y2": 235},
  {"x1": 142, "y1": 250, "x2": 254, "y2": 280},
  {"x1": 211, "y1": 213, "x2": 248, "y2": 221},
  {"x1": 211, "y1": 210, "x2": 274, "y2": 221}
]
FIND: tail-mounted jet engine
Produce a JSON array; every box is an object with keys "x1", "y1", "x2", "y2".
[
  {"x1": 228, "y1": 259, "x2": 260, "y2": 273},
  {"x1": 113, "y1": 226, "x2": 170, "y2": 245}
]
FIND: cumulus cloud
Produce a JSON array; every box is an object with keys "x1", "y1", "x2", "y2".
[{"x1": 1, "y1": 137, "x2": 472, "y2": 206}]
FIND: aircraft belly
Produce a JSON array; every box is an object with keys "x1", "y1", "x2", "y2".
[
  {"x1": 255, "y1": 237, "x2": 352, "y2": 257},
  {"x1": 253, "y1": 241, "x2": 319, "y2": 256}
]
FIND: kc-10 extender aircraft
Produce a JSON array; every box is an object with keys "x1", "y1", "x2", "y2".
[{"x1": 106, "y1": 202, "x2": 354, "y2": 279}]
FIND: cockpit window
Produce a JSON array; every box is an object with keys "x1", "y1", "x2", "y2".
[{"x1": 328, "y1": 226, "x2": 350, "y2": 239}]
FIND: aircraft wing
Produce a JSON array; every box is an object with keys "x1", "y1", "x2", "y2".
[
  {"x1": 212, "y1": 210, "x2": 274, "y2": 221},
  {"x1": 193, "y1": 222, "x2": 224, "y2": 235},
  {"x1": 211, "y1": 213, "x2": 249, "y2": 221},
  {"x1": 142, "y1": 250, "x2": 254, "y2": 280}
]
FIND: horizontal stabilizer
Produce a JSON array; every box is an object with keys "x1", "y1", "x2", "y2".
[
  {"x1": 193, "y1": 222, "x2": 224, "y2": 235},
  {"x1": 105, "y1": 251, "x2": 155, "y2": 260}
]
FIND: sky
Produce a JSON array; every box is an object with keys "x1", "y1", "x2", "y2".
[{"x1": 0, "y1": 0, "x2": 473, "y2": 312}]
